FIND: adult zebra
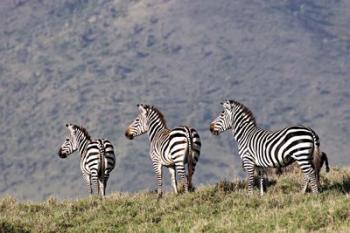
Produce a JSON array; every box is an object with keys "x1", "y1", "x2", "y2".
[
  {"x1": 209, "y1": 100, "x2": 321, "y2": 195},
  {"x1": 125, "y1": 104, "x2": 201, "y2": 198},
  {"x1": 58, "y1": 124, "x2": 116, "y2": 197}
]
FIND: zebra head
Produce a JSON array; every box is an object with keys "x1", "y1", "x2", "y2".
[
  {"x1": 210, "y1": 100, "x2": 256, "y2": 135},
  {"x1": 125, "y1": 104, "x2": 149, "y2": 140},
  {"x1": 58, "y1": 137, "x2": 76, "y2": 158},
  {"x1": 209, "y1": 100, "x2": 234, "y2": 135},
  {"x1": 58, "y1": 124, "x2": 79, "y2": 158}
]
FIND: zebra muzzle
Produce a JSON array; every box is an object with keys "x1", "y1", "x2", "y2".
[
  {"x1": 58, "y1": 148, "x2": 68, "y2": 158},
  {"x1": 125, "y1": 129, "x2": 134, "y2": 140},
  {"x1": 209, "y1": 124, "x2": 219, "y2": 135}
]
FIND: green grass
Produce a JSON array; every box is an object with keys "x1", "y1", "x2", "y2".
[{"x1": 1, "y1": 168, "x2": 349, "y2": 233}]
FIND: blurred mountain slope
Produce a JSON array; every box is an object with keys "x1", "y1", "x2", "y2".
[{"x1": 0, "y1": 0, "x2": 349, "y2": 200}]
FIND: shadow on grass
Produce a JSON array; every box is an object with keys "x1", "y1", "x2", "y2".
[
  {"x1": 0, "y1": 221, "x2": 29, "y2": 233},
  {"x1": 145, "y1": 181, "x2": 196, "y2": 197},
  {"x1": 322, "y1": 175, "x2": 350, "y2": 194},
  {"x1": 214, "y1": 178, "x2": 277, "y2": 193}
]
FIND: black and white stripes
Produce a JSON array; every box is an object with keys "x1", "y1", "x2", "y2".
[
  {"x1": 210, "y1": 100, "x2": 321, "y2": 195},
  {"x1": 57, "y1": 100, "x2": 327, "y2": 197},
  {"x1": 58, "y1": 124, "x2": 116, "y2": 197},
  {"x1": 125, "y1": 104, "x2": 201, "y2": 198}
]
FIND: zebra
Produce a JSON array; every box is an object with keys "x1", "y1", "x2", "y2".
[
  {"x1": 125, "y1": 104, "x2": 201, "y2": 198},
  {"x1": 58, "y1": 124, "x2": 116, "y2": 197},
  {"x1": 209, "y1": 100, "x2": 322, "y2": 195}
]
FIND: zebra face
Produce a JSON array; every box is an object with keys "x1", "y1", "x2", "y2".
[
  {"x1": 58, "y1": 137, "x2": 76, "y2": 158},
  {"x1": 210, "y1": 102, "x2": 233, "y2": 135},
  {"x1": 125, "y1": 105, "x2": 149, "y2": 140},
  {"x1": 66, "y1": 124, "x2": 79, "y2": 148},
  {"x1": 58, "y1": 124, "x2": 79, "y2": 158}
]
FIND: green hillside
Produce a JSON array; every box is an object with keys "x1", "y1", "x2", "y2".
[{"x1": 1, "y1": 168, "x2": 349, "y2": 233}]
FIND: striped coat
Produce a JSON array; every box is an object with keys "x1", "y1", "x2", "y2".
[
  {"x1": 125, "y1": 104, "x2": 201, "y2": 198},
  {"x1": 59, "y1": 124, "x2": 116, "y2": 197},
  {"x1": 210, "y1": 100, "x2": 322, "y2": 195}
]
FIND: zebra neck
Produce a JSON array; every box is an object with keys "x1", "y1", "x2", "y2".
[
  {"x1": 233, "y1": 122, "x2": 255, "y2": 144},
  {"x1": 147, "y1": 119, "x2": 167, "y2": 142},
  {"x1": 77, "y1": 135, "x2": 91, "y2": 156}
]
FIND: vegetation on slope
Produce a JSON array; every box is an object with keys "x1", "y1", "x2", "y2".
[{"x1": 0, "y1": 168, "x2": 349, "y2": 233}]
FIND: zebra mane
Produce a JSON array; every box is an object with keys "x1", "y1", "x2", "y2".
[
  {"x1": 143, "y1": 105, "x2": 167, "y2": 126},
  {"x1": 72, "y1": 125, "x2": 92, "y2": 141},
  {"x1": 229, "y1": 100, "x2": 256, "y2": 125}
]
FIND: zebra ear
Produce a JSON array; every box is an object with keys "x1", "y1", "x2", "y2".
[
  {"x1": 223, "y1": 101, "x2": 231, "y2": 110},
  {"x1": 66, "y1": 124, "x2": 76, "y2": 133},
  {"x1": 138, "y1": 104, "x2": 147, "y2": 115}
]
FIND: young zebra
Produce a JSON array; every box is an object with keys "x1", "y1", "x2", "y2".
[
  {"x1": 125, "y1": 104, "x2": 201, "y2": 198},
  {"x1": 209, "y1": 100, "x2": 322, "y2": 195},
  {"x1": 58, "y1": 124, "x2": 116, "y2": 197}
]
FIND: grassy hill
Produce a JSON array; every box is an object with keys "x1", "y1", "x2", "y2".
[
  {"x1": 0, "y1": 0, "x2": 350, "y2": 200},
  {"x1": 1, "y1": 168, "x2": 349, "y2": 233}
]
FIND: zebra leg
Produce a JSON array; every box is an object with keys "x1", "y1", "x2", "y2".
[
  {"x1": 243, "y1": 160, "x2": 255, "y2": 194},
  {"x1": 247, "y1": 171, "x2": 255, "y2": 194},
  {"x1": 188, "y1": 165, "x2": 194, "y2": 191},
  {"x1": 83, "y1": 174, "x2": 93, "y2": 195},
  {"x1": 91, "y1": 171, "x2": 99, "y2": 196},
  {"x1": 302, "y1": 177, "x2": 310, "y2": 193},
  {"x1": 308, "y1": 170, "x2": 319, "y2": 193},
  {"x1": 154, "y1": 163, "x2": 163, "y2": 198},
  {"x1": 168, "y1": 166, "x2": 178, "y2": 194},
  {"x1": 295, "y1": 157, "x2": 319, "y2": 194},
  {"x1": 190, "y1": 131, "x2": 201, "y2": 192},
  {"x1": 188, "y1": 149, "x2": 199, "y2": 191},
  {"x1": 187, "y1": 155, "x2": 193, "y2": 192},
  {"x1": 176, "y1": 161, "x2": 188, "y2": 193},
  {"x1": 97, "y1": 180, "x2": 100, "y2": 196},
  {"x1": 98, "y1": 179, "x2": 105, "y2": 198},
  {"x1": 103, "y1": 174, "x2": 109, "y2": 197},
  {"x1": 257, "y1": 168, "x2": 265, "y2": 196},
  {"x1": 260, "y1": 177, "x2": 264, "y2": 196}
]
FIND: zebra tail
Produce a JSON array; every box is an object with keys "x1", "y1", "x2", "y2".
[
  {"x1": 184, "y1": 126, "x2": 193, "y2": 178},
  {"x1": 98, "y1": 140, "x2": 106, "y2": 177},
  {"x1": 309, "y1": 128, "x2": 321, "y2": 168}
]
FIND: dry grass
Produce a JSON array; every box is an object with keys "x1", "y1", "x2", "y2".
[{"x1": 0, "y1": 168, "x2": 349, "y2": 233}]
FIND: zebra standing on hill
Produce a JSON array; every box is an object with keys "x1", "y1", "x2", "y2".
[
  {"x1": 125, "y1": 104, "x2": 201, "y2": 198},
  {"x1": 58, "y1": 124, "x2": 116, "y2": 197},
  {"x1": 209, "y1": 100, "x2": 322, "y2": 195}
]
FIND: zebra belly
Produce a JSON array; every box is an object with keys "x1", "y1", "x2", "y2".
[
  {"x1": 254, "y1": 157, "x2": 275, "y2": 167},
  {"x1": 254, "y1": 151, "x2": 297, "y2": 168}
]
